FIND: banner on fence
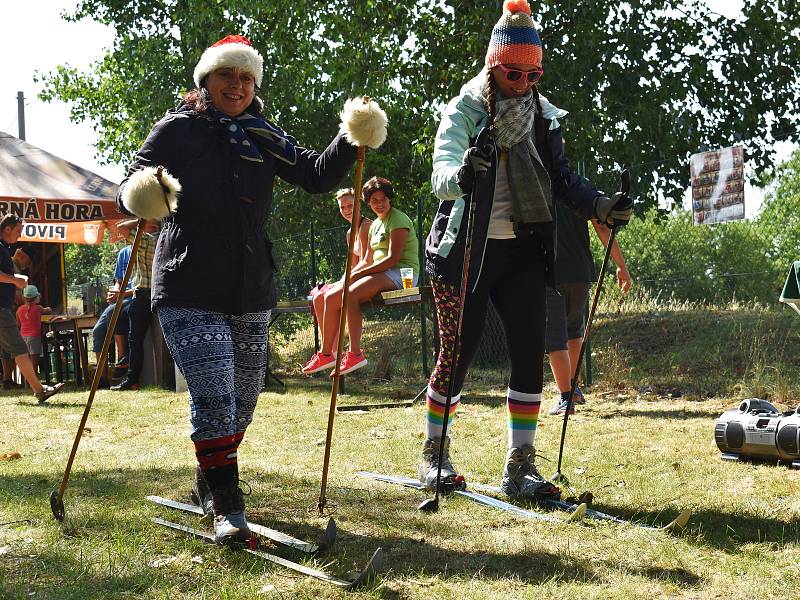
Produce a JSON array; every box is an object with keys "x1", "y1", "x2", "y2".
[{"x1": 690, "y1": 145, "x2": 745, "y2": 225}]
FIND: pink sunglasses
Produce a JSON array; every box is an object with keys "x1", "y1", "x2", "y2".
[{"x1": 496, "y1": 64, "x2": 543, "y2": 83}]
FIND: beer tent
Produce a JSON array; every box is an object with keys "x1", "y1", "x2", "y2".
[{"x1": 0, "y1": 131, "x2": 126, "y2": 310}]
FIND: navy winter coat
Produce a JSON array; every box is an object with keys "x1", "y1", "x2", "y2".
[{"x1": 117, "y1": 104, "x2": 357, "y2": 315}]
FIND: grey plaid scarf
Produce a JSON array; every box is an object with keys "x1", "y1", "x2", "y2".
[{"x1": 492, "y1": 89, "x2": 553, "y2": 225}]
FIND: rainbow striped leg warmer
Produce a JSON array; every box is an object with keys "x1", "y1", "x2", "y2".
[
  {"x1": 507, "y1": 388, "x2": 541, "y2": 448},
  {"x1": 425, "y1": 386, "x2": 461, "y2": 440}
]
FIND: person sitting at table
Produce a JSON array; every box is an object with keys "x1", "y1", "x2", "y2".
[
  {"x1": 92, "y1": 244, "x2": 133, "y2": 388},
  {"x1": 16, "y1": 284, "x2": 52, "y2": 379},
  {"x1": 0, "y1": 214, "x2": 63, "y2": 403},
  {"x1": 302, "y1": 176, "x2": 419, "y2": 376}
]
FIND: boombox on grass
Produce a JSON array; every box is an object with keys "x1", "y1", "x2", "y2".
[{"x1": 715, "y1": 399, "x2": 800, "y2": 468}]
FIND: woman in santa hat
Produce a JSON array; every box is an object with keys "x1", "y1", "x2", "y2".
[{"x1": 116, "y1": 35, "x2": 386, "y2": 545}]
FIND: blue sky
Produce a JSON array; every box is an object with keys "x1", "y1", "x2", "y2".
[{"x1": 1, "y1": 0, "x2": 793, "y2": 215}]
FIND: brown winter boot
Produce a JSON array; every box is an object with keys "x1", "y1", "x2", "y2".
[{"x1": 190, "y1": 466, "x2": 213, "y2": 516}]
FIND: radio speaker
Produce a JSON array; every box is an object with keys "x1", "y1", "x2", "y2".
[
  {"x1": 777, "y1": 424, "x2": 798, "y2": 455},
  {"x1": 726, "y1": 422, "x2": 744, "y2": 449}
]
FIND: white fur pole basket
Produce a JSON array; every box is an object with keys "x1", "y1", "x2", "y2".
[{"x1": 339, "y1": 97, "x2": 388, "y2": 149}]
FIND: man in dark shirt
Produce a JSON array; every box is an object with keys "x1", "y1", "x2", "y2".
[
  {"x1": 0, "y1": 214, "x2": 63, "y2": 403},
  {"x1": 545, "y1": 204, "x2": 631, "y2": 415}
]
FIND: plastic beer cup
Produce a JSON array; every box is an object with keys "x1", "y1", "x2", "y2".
[{"x1": 400, "y1": 267, "x2": 414, "y2": 289}]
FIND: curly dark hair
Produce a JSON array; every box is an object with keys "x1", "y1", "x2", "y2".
[{"x1": 362, "y1": 176, "x2": 394, "y2": 203}]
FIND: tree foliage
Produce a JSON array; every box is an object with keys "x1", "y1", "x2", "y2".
[
  {"x1": 758, "y1": 149, "x2": 800, "y2": 275},
  {"x1": 64, "y1": 239, "x2": 120, "y2": 285},
  {"x1": 40, "y1": 1, "x2": 800, "y2": 302},
  {"x1": 588, "y1": 150, "x2": 800, "y2": 305},
  {"x1": 600, "y1": 207, "x2": 779, "y2": 304},
  {"x1": 39, "y1": 1, "x2": 800, "y2": 222}
]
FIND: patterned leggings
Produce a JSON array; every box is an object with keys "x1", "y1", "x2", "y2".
[
  {"x1": 158, "y1": 306, "x2": 270, "y2": 442},
  {"x1": 429, "y1": 236, "x2": 548, "y2": 397}
]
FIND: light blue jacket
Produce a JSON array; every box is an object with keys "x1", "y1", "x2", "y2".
[{"x1": 425, "y1": 70, "x2": 596, "y2": 288}]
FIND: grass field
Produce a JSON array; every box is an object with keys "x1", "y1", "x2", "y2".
[{"x1": 1, "y1": 304, "x2": 799, "y2": 599}]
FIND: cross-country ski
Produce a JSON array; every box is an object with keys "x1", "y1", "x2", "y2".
[
  {"x1": 146, "y1": 495, "x2": 336, "y2": 554},
  {"x1": 357, "y1": 472, "x2": 587, "y2": 523},
  {"x1": 152, "y1": 517, "x2": 383, "y2": 590},
  {"x1": 468, "y1": 482, "x2": 691, "y2": 532}
]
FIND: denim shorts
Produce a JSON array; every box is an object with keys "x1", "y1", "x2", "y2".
[
  {"x1": 92, "y1": 297, "x2": 132, "y2": 352},
  {"x1": 384, "y1": 268, "x2": 419, "y2": 290}
]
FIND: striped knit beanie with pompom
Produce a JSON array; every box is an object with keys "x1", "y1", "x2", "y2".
[{"x1": 485, "y1": 0, "x2": 543, "y2": 70}]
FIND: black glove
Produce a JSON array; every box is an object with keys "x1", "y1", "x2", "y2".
[
  {"x1": 594, "y1": 191, "x2": 633, "y2": 227},
  {"x1": 457, "y1": 145, "x2": 492, "y2": 194}
]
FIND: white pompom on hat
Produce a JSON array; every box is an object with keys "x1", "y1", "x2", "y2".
[{"x1": 194, "y1": 35, "x2": 264, "y2": 88}]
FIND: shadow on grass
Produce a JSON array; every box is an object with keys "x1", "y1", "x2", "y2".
[
  {"x1": 592, "y1": 407, "x2": 725, "y2": 420},
  {"x1": 572, "y1": 499, "x2": 800, "y2": 552},
  {"x1": 684, "y1": 507, "x2": 800, "y2": 552},
  {"x1": 627, "y1": 565, "x2": 701, "y2": 586},
  {"x1": 18, "y1": 399, "x2": 84, "y2": 409},
  {"x1": 0, "y1": 466, "x2": 710, "y2": 596}
]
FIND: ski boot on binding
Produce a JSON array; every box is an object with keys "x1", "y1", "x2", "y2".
[
  {"x1": 501, "y1": 445, "x2": 561, "y2": 500},
  {"x1": 210, "y1": 484, "x2": 251, "y2": 546},
  {"x1": 418, "y1": 436, "x2": 465, "y2": 492}
]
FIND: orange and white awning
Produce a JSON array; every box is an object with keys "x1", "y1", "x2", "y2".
[{"x1": 0, "y1": 131, "x2": 124, "y2": 245}]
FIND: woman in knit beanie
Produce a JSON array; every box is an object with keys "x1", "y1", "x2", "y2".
[{"x1": 419, "y1": 0, "x2": 632, "y2": 500}]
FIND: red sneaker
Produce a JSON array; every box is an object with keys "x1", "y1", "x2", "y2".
[
  {"x1": 301, "y1": 352, "x2": 336, "y2": 374},
  {"x1": 333, "y1": 351, "x2": 368, "y2": 376}
]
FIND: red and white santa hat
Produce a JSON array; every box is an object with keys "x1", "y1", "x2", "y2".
[{"x1": 193, "y1": 35, "x2": 264, "y2": 88}]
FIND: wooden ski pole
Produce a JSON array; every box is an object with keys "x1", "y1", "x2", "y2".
[
  {"x1": 317, "y1": 144, "x2": 366, "y2": 514},
  {"x1": 50, "y1": 219, "x2": 145, "y2": 521}
]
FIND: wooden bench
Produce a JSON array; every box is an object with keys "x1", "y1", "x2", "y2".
[
  {"x1": 267, "y1": 286, "x2": 433, "y2": 388},
  {"x1": 272, "y1": 286, "x2": 432, "y2": 314}
]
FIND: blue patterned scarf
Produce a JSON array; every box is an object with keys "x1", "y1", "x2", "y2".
[{"x1": 207, "y1": 104, "x2": 297, "y2": 166}]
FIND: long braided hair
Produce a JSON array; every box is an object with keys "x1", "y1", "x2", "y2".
[
  {"x1": 483, "y1": 68, "x2": 497, "y2": 134},
  {"x1": 482, "y1": 68, "x2": 547, "y2": 146}
]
